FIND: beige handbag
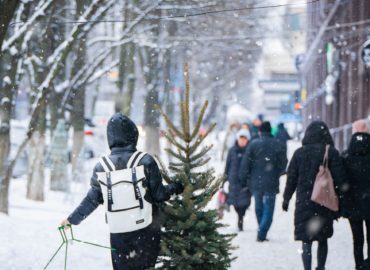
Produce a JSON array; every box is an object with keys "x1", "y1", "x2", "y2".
[{"x1": 311, "y1": 145, "x2": 339, "y2": 212}]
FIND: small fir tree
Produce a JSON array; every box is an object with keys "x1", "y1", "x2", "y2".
[{"x1": 156, "y1": 64, "x2": 235, "y2": 270}]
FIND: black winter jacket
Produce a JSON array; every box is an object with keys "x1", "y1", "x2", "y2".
[
  {"x1": 225, "y1": 143, "x2": 251, "y2": 208},
  {"x1": 67, "y1": 114, "x2": 179, "y2": 269},
  {"x1": 68, "y1": 114, "x2": 177, "y2": 228},
  {"x1": 283, "y1": 121, "x2": 346, "y2": 242},
  {"x1": 239, "y1": 133, "x2": 287, "y2": 194},
  {"x1": 342, "y1": 132, "x2": 370, "y2": 220}
]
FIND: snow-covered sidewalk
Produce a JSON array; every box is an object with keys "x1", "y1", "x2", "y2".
[
  {"x1": 224, "y1": 184, "x2": 353, "y2": 270},
  {"x1": 0, "y1": 176, "x2": 355, "y2": 270},
  {"x1": 0, "y1": 140, "x2": 355, "y2": 269}
]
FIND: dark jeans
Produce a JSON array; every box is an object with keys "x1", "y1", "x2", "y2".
[
  {"x1": 349, "y1": 218, "x2": 370, "y2": 270},
  {"x1": 302, "y1": 240, "x2": 328, "y2": 270},
  {"x1": 253, "y1": 192, "x2": 276, "y2": 240}
]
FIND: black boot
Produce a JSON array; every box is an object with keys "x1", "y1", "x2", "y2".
[{"x1": 238, "y1": 218, "x2": 243, "y2": 231}]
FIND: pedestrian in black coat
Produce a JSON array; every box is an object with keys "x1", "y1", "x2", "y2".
[
  {"x1": 239, "y1": 121, "x2": 287, "y2": 241},
  {"x1": 342, "y1": 120, "x2": 370, "y2": 270},
  {"x1": 225, "y1": 129, "x2": 252, "y2": 231},
  {"x1": 283, "y1": 120, "x2": 346, "y2": 270},
  {"x1": 61, "y1": 113, "x2": 183, "y2": 270},
  {"x1": 275, "y1": 122, "x2": 291, "y2": 156}
]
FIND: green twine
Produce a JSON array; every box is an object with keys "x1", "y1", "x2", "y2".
[{"x1": 43, "y1": 224, "x2": 115, "y2": 270}]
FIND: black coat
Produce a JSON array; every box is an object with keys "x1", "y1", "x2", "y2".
[
  {"x1": 342, "y1": 132, "x2": 370, "y2": 220},
  {"x1": 225, "y1": 143, "x2": 251, "y2": 208},
  {"x1": 239, "y1": 133, "x2": 287, "y2": 194},
  {"x1": 275, "y1": 124, "x2": 291, "y2": 147},
  {"x1": 283, "y1": 121, "x2": 346, "y2": 242},
  {"x1": 68, "y1": 113, "x2": 177, "y2": 269}
]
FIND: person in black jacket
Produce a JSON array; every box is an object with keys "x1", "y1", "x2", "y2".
[
  {"x1": 283, "y1": 121, "x2": 346, "y2": 270},
  {"x1": 342, "y1": 120, "x2": 370, "y2": 270},
  {"x1": 61, "y1": 113, "x2": 183, "y2": 270},
  {"x1": 225, "y1": 129, "x2": 252, "y2": 231},
  {"x1": 275, "y1": 122, "x2": 291, "y2": 155},
  {"x1": 239, "y1": 121, "x2": 287, "y2": 241}
]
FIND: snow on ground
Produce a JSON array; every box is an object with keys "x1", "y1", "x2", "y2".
[{"x1": 0, "y1": 141, "x2": 355, "y2": 269}]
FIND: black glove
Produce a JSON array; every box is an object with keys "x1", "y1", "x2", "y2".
[
  {"x1": 282, "y1": 201, "x2": 289, "y2": 212},
  {"x1": 173, "y1": 182, "x2": 184, "y2": 195}
]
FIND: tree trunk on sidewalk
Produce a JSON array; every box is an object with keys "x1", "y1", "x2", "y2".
[
  {"x1": 141, "y1": 46, "x2": 160, "y2": 156},
  {"x1": 0, "y1": 89, "x2": 12, "y2": 214},
  {"x1": 27, "y1": 131, "x2": 46, "y2": 200},
  {"x1": 70, "y1": 0, "x2": 87, "y2": 177},
  {"x1": 26, "y1": 98, "x2": 46, "y2": 201},
  {"x1": 49, "y1": 119, "x2": 69, "y2": 191}
]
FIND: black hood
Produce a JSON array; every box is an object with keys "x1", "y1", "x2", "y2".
[
  {"x1": 302, "y1": 121, "x2": 334, "y2": 146},
  {"x1": 277, "y1": 123, "x2": 285, "y2": 130},
  {"x1": 107, "y1": 113, "x2": 139, "y2": 149},
  {"x1": 348, "y1": 132, "x2": 370, "y2": 156}
]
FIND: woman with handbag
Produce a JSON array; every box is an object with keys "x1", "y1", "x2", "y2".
[
  {"x1": 282, "y1": 121, "x2": 346, "y2": 270},
  {"x1": 342, "y1": 120, "x2": 370, "y2": 270}
]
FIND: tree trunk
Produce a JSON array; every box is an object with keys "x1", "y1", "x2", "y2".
[
  {"x1": 49, "y1": 119, "x2": 69, "y2": 191},
  {"x1": 26, "y1": 98, "x2": 46, "y2": 201},
  {"x1": 115, "y1": 1, "x2": 137, "y2": 116},
  {"x1": 0, "y1": 121, "x2": 11, "y2": 214},
  {"x1": 122, "y1": 43, "x2": 136, "y2": 115},
  {"x1": 142, "y1": 45, "x2": 160, "y2": 156},
  {"x1": 70, "y1": 0, "x2": 87, "y2": 177},
  {"x1": 27, "y1": 131, "x2": 45, "y2": 200},
  {"x1": 115, "y1": 1, "x2": 128, "y2": 113}
]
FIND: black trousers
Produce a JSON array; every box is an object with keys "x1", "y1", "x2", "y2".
[
  {"x1": 110, "y1": 226, "x2": 160, "y2": 270},
  {"x1": 301, "y1": 240, "x2": 328, "y2": 270},
  {"x1": 234, "y1": 205, "x2": 247, "y2": 222},
  {"x1": 349, "y1": 218, "x2": 370, "y2": 270}
]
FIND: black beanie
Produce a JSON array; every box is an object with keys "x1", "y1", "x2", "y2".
[{"x1": 259, "y1": 121, "x2": 272, "y2": 133}]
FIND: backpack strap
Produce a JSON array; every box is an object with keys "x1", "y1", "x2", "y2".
[
  {"x1": 131, "y1": 167, "x2": 144, "y2": 209},
  {"x1": 99, "y1": 157, "x2": 111, "y2": 172},
  {"x1": 323, "y1": 145, "x2": 330, "y2": 168},
  {"x1": 104, "y1": 156, "x2": 116, "y2": 171},
  {"x1": 127, "y1": 151, "x2": 148, "y2": 210},
  {"x1": 127, "y1": 151, "x2": 149, "y2": 169},
  {"x1": 99, "y1": 156, "x2": 115, "y2": 211},
  {"x1": 132, "y1": 152, "x2": 148, "y2": 168},
  {"x1": 127, "y1": 151, "x2": 142, "y2": 168}
]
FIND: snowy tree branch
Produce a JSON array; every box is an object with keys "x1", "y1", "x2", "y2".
[{"x1": 1, "y1": 0, "x2": 54, "y2": 52}]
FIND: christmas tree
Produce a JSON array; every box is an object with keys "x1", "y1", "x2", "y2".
[{"x1": 156, "y1": 64, "x2": 235, "y2": 270}]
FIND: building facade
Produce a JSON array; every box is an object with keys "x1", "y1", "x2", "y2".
[{"x1": 303, "y1": 0, "x2": 370, "y2": 149}]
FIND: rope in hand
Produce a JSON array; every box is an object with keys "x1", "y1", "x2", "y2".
[{"x1": 43, "y1": 224, "x2": 116, "y2": 270}]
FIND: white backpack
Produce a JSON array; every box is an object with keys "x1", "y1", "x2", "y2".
[{"x1": 96, "y1": 151, "x2": 153, "y2": 233}]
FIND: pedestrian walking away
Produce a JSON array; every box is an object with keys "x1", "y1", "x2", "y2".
[
  {"x1": 60, "y1": 113, "x2": 184, "y2": 270},
  {"x1": 282, "y1": 121, "x2": 346, "y2": 270},
  {"x1": 239, "y1": 121, "x2": 287, "y2": 241},
  {"x1": 342, "y1": 119, "x2": 370, "y2": 270},
  {"x1": 224, "y1": 129, "x2": 252, "y2": 231},
  {"x1": 275, "y1": 122, "x2": 291, "y2": 158}
]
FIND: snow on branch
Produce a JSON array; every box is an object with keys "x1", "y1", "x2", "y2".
[
  {"x1": 87, "y1": 59, "x2": 119, "y2": 84},
  {"x1": 2, "y1": 0, "x2": 54, "y2": 52},
  {"x1": 3, "y1": 0, "x2": 117, "y2": 191},
  {"x1": 33, "y1": 0, "x2": 114, "y2": 107}
]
